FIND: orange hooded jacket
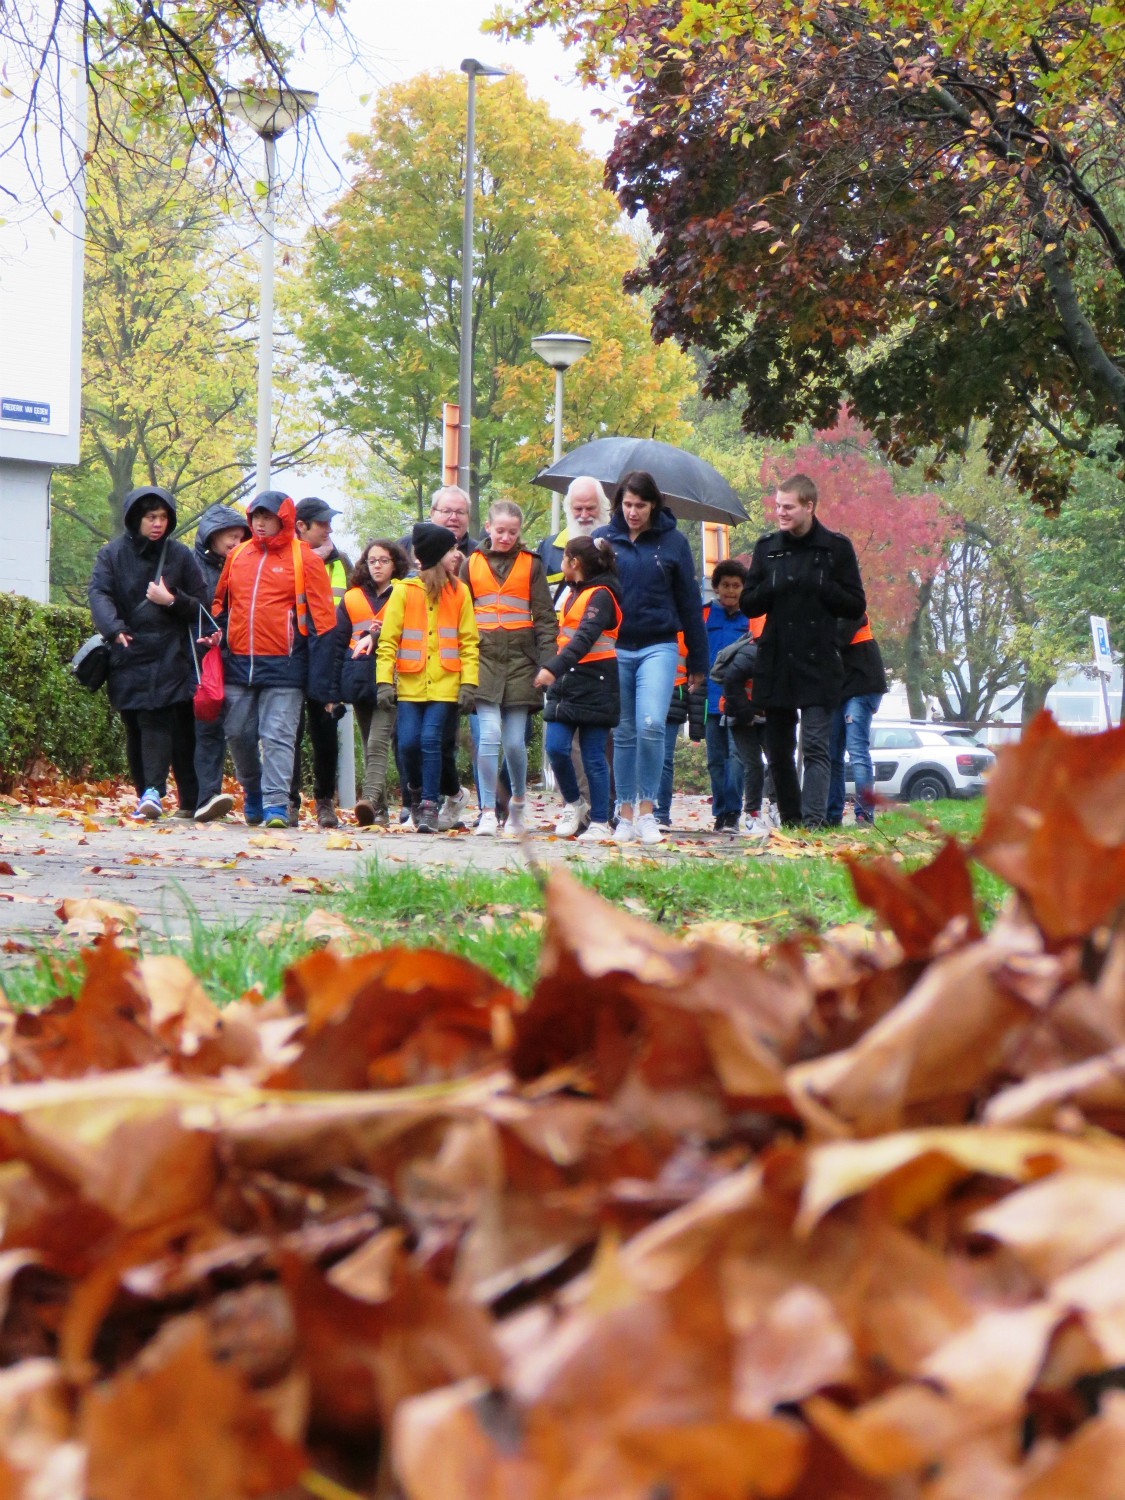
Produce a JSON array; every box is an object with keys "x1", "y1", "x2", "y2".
[{"x1": 212, "y1": 491, "x2": 338, "y2": 698}]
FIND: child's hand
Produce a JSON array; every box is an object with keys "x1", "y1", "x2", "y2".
[{"x1": 351, "y1": 635, "x2": 374, "y2": 658}]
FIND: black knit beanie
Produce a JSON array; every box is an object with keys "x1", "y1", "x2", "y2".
[{"x1": 412, "y1": 522, "x2": 457, "y2": 570}]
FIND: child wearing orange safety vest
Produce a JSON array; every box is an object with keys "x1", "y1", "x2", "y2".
[
  {"x1": 461, "y1": 500, "x2": 557, "y2": 837},
  {"x1": 535, "y1": 536, "x2": 623, "y2": 842},
  {"x1": 375, "y1": 523, "x2": 479, "y2": 835},
  {"x1": 331, "y1": 537, "x2": 410, "y2": 827}
]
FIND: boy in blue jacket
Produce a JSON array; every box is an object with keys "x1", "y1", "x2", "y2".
[{"x1": 703, "y1": 559, "x2": 748, "y2": 831}]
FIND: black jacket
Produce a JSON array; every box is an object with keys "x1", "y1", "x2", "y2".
[
  {"x1": 838, "y1": 614, "x2": 888, "y2": 700},
  {"x1": 89, "y1": 486, "x2": 208, "y2": 713},
  {"x1": 541, "y1": 572, "x2": 622, "y2": 728},
  {"x1": 332, "y1": 581, "x2": 396, "y2": 705},
  {"x1": 740, "y1": 517, "x2": 865, "y2": 709},
  {"x1": 193, "y1": 502, "x2": 250, "y2": 603},
  {"x1": 718, "y1": 633, "x2": 765, "y2": 726},
  {"x1": 594, "y1": 508, "x2": 708, "y2": 674}
]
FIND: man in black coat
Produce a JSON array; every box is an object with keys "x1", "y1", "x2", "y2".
[
  {"x1": 740, "y1": 473, "x2": 866, "y2": 828},
  {"x1": 88, "y1": 485, "x2": 209, "y2": 819}
]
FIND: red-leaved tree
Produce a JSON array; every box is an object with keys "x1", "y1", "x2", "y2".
[{"x1": 759, "y1": 408, "x2": 955, "y2": 652}]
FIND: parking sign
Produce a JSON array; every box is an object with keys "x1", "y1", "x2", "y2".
[{"x1": 1091, "y1": 616, "x2": 1114, "y2": 674}]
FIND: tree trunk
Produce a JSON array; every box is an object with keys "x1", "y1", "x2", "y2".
[
  {"x1": 1021, "y1": 674, "x2": 1053, "y2": 725},
  {"x1": 904, "y1": 584, "x2": 932, "y2": 719}
]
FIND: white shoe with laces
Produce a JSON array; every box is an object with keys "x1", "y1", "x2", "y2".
[
  {"x1": 439, "y1": 788, "x2": 471, "y2": 831},
  {"x1": 577, "y1": 821, "x2": 613, "y2": 843},
  {"x1": 741, "y1": 813, "x2": 772, "y2": 840},
  {"x1": 503, "y1": 799, "x2": 532, "y2": 837},
  {"x1": 635, "y1": 812, "x2": 665, "y2": 846},
  {"x1": 554, "y1": 798, "x2": 589, "y2": 837},
  {"x1": 613, "y1": 818, "x2": 637, "y2": 844},
  {"x1": 474, "y1": 809, "x2": 499, "y2": 836}
]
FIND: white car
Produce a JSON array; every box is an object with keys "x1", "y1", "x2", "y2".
[{"x1": 844, "y1": 720, "x2": 996, "y2": 802}]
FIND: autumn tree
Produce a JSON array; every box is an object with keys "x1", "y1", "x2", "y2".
[
  {"x1": 498, "y1": 0, "x2": 1125, "y2": 505},
  {"x1": 0, "y1": 0, "x2": 342, "y2": 193},
  {"x1": 49, "y1": 118, "x2": 323, "y2": 604},
  {"x1": 291, "y1": 71, "x2": 694, "y2": 527}
]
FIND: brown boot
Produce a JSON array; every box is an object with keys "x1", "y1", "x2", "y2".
[
  {"x1": 315, "y1": 798, "x2": 339, "y2": 829},
  {"x1": 354, "y1": 799, "x2": 376, "y2": 826}
]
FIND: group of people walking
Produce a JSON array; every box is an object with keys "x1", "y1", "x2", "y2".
[{"x1": 87, "y1": 465, "x2": 884, "y2": 839}]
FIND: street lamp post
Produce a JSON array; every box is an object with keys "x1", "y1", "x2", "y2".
[
  {"x1": 531, "y1": 331, "x2": 592, "y2": 534},
  {"x1": 222, "y1": 86, "x2": 318, "y2": 495},
  {"x1": 458, "y1": 59, "x2": 506, "y2": 528}
]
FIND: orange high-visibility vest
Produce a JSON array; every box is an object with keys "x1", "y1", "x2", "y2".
[
  {"x1": 557, "y1": 585, "x2": 622, "y2": 663},
  {"x1": 222, "y1": 537, "x2": 309, "y2": 635},
  {"x1": 850, "y1": 619, "x2": 874, "y2": 645},
  {"x1": 396, "y1": 582, "x2": 463, "y2": 674},
  {"x1": 343, "y1": 586, "x2": 390, "y2": 651},
  {"x1": 674, "y1": 631, "x2": 688, "y2": 689},
  {"x1": 749, "y1": 614, "x2": 766, "y2": 640},
  {"x1": 469, "y1": 550, "x2": 534, "y2": 631}
]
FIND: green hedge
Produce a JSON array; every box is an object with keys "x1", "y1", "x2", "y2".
[{"x1": 0, "y1": 595, "x2": 127, "y2": 788}]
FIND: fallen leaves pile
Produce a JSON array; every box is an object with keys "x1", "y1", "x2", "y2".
[{"x1": 0, "y1": 712, "x2": 1124, "y2": 1497}]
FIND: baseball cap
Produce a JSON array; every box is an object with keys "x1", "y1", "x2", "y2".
[{"x1": 294, "y1": 496, "x2": 341, "y2": 525}]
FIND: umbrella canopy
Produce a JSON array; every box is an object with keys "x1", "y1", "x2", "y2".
[{"x1": 531, "y1": 437, "x2": 749, "y2": 526}]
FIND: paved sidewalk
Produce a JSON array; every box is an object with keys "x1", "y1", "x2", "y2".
[{"x1": 0, "y1": 790, "x2": 742, "y2": 940}]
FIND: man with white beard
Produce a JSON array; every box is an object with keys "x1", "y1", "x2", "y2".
[{"x1": 537, "y1": 477, "x2": 611, "y2": 603}]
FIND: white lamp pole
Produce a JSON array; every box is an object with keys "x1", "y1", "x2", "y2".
[
  {"x1": 458, "y1": 59, "x2": 506, "y2": 526},
  {"x1": 222, "y1": 86, "x2": 318, "y2": 495},
  {"x1": 531, "y1": 331, "x2": 591, "y2": 534}
]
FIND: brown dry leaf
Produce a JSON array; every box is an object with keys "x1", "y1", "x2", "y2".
[
  {"x1": 984, "y1": 1045, "x2": 1125, "y2": 1129},
  {"x1": 81, "y1": 1314, "x2": 305, "y2": 1500},
  {"x1": 787, "y1": 929, "x2": 1041, "y2": 1134},
  {"x1": 55, "y1": 897, "x2": 138, "y2": 942},
  {"x1": 1017, "y1": 1390, "x2": 1125, "y2": 1498},
  {"x1": 973, "y1": 712, "x2": 1125, "y2": 941},
  {"x1": 846, "y1": 838, "x2": 981, "y2": 958},
  {"x1": 9, "y1": 942, "x2": 166, "y2": 1081},
  {"x1": 296, "y1": 908, "x2": 367, "y2": 949},
  {"x1": 970, "y1": 1172, "x2": 1125, "y2": 1281},
  {"x1": 268, "y1": 945, "x2": 515, "y2": 1091}
]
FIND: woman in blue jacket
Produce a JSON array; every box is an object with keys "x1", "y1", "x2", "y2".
[{"x1": 594, "y1": 471, "x2": 708, "y2": 845}]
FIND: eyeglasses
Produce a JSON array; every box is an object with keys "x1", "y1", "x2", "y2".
[{"x1": 433, "y1": 507, "x2": 467, "y2": 520}]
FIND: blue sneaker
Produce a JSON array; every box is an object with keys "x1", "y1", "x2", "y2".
[
  {"x1": 243, "y1": 782, "x2": 264, "y2": 826},
  {"x1": 262, "y1": 805, "x2": 289, "y2": 829},
  {"x1": 131, "y1": 788, "x2": 163, "y2": 821}
]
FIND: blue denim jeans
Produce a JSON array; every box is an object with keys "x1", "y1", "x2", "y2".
[
  {"x1": 656, "y1": 719, "x2": 681, "y2": 823},
  {"x1": 546, "y1": 720, "x2": 610, "y2": 823},
  {"x1": 705, "y1": 715, "x2": 744, "y2": 819},
  {"x1": 827, "y1": 693, "x2": 883, "y2": 824},
  {"x1": 613, "y1": 641, "x2": 680, "y2": 808},
  {"x1": 396, "y1": 700, "x2": 454, "y2": 804},
  {"x1": 224, "y1": 683, "x2": 304, "y2": 811}
]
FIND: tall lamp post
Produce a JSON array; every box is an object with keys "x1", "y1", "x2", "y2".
[
  {"x1": 222, "y1": 86, "x2": 318, "y2": 496},
  {"x1": 531, "y1": 331, "x2": 591, "y2": 535},
  {"x1": 458, "y1": 58, "x2": 506, "y2": 527}
]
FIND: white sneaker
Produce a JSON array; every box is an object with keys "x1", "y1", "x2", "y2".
[
  {"x1": 613, "y1": 818, "x2": 637, "y2": 844},
  {"x1": 439, "y1": 789, "x2": 471, "y2": 831},
  {"x1": 741, "y1": 813, "x2": 772, "y2": 840},
  {"x1": 554, "y1": 798, "x2": 589, "y2": 837},
  {"x1": 635, "y1": 812, "x2": 665, "y2": 846},
  {"x1": 474, "y1": 809, "x2": 499, "y2": 836},
  {"x1": 764, "y1": 800, "x2": 782, "y2": 829},
  {"x1": 577, "y1": 820, "x2": 613, "y2": 843},
  {"x1": 503, "y1": 799, "x2": 533, "y2": 837}
]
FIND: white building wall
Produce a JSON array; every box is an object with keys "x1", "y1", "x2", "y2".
[{"x1": 0, "y1": 461, "x2": 51, "y2": 602}]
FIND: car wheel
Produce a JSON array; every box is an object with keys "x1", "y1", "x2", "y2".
[{"x1": 904, "y1": 771, "x2": 951, "y2": 803}]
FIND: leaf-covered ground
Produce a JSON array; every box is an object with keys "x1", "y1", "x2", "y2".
[{"x1": 0, "y1": 719, "x2": 1120, "y2": 1495}]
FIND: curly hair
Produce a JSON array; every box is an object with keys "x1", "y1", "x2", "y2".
[{"x1": 349, "y1": 538, "x2": 410, "y2": 590}]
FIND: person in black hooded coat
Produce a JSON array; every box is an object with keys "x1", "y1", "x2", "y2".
[{"x1": 88, "y1": 485, "x2": 208, "y2": 819}]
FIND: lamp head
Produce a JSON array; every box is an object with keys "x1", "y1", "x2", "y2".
[
  {"x1": 461, "y1": 58, "x2": 508, "y2": 79},
  {"x1": 222, "y1": 86, "x2": 318, "y2": 140},
  {"x1": 531, "y1": 331, "x2": 592, "y2": 371}
]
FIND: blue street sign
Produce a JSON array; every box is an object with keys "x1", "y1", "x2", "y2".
[{"x1": 1, "y1": 398, "x2": 50, "y2": 425}]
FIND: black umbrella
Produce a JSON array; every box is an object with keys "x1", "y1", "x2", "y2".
[{"x1": 531, "y1": 436, "x2": 749, "y2": 525}]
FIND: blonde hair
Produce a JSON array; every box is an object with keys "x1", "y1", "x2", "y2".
[
  {"x1": 419, "y1": 563, "x2": 453, "y2": 605},
  {"x1": 487, "y1": 499, "x2": 523, "y2": 527}
]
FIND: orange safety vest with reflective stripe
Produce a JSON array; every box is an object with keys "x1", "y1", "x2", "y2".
[
  {"x1": 557, "y1": 585, "x2": 622, "y2": 663},
  {"x1": 468, "y1": 550, "x2": 534, "y2": 631},
  {"x1": 343, "y1": 586, "x2": 390, "y2": 650},
  {"x1": 223, "y1": 537, "x2": 308, "y2": 636},
  {"x1": 674, "y1": 631, "x2": 688, "y2": 688},
  {"x1": 396, "y1": 582, "x2": 463, "y2": 674}
]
